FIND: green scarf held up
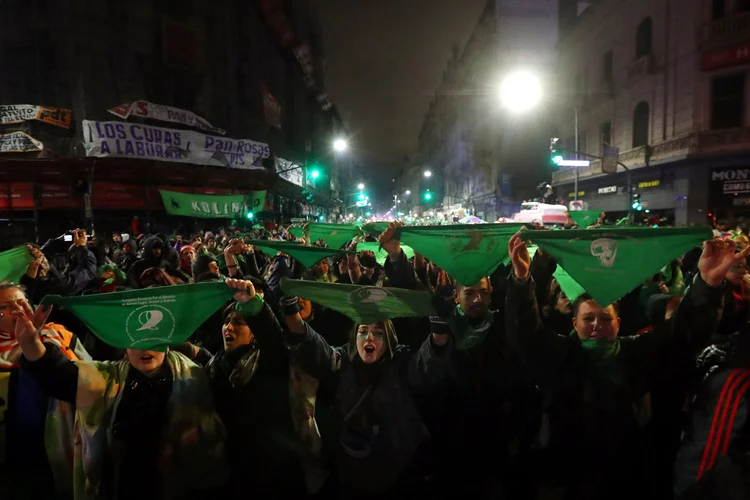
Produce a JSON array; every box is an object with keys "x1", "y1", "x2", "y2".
[
  {"x1": 393, "y1": 223, "x2": 524, "y2": 286},
  {"x1": 280, "y1": 278, "x2": 436, "y2": 324},
  {"x1": 246, "y1": 240, "x2": 352, "y2": 269},
  {"x1": 521, "y1": 227, "x2": 711, "y2": 306},
  {"x1": 573, "y1": 330, "x2": 623, "y2": 385},
  {"x1": 448, "y1": 304, "x2": 494, "y2": 351},
  {"x1": 41, "y1": 282, "x2": 236, "y2": 351},
  {"x1": 306, "y1": 223, "x2": 361, "y2": 249},
  {"x1": 0, "y1": 246, "x2": 32, "y2": 283}
]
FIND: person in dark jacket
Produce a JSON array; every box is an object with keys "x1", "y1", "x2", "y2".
[
  {"x1": 505, "y1": 232, "x2": 738, "y2": 499},
  {"x1": 126, "y1": 235, "x2": 177, "y2": 288}
]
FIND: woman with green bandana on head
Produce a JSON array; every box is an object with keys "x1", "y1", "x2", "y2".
[
  {"x1": 506, "y1": 232, "x2": 745, "y2": 499},
  {"x1": 14, "y1": 281, "x2": 238, "y2": 500}
]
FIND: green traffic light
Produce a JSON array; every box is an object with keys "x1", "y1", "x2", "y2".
[
  {"x1": 552, "y1": 155, "x2": 564, "y2": 165},
  {"x1": 424, "y1": 192, "x2": 433, "y2": 201},
  {"x1": 310, "y1": 169, "x2": 320, "y2": 179},
  {"x1": 358, "y1": 193, "x2": 365, "y2": 201},
  {"x1": 246, "y1": 212, "x2": 254, "y2": 219}
]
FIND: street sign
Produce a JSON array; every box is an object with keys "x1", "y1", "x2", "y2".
[
  {"x1": 355, "y1": 200, "x2": 367, "y2": 207},
  {"x1": 557, "y1": 160, "x2": 590, "y2": 167},
  {"x1": 602, "y1": 146, "x2": 619, "y2": 174}
]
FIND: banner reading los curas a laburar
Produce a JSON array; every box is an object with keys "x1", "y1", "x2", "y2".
[
  {"x1": 159, "y1": 189, "x2": 267, "y2": 219},
  {"x1": 82, "y1": 120, "x2": 271, "y2": 170}
]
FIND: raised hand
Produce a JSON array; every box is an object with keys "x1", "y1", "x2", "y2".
[
  {"x1": 508, "y1": 231, "x2": 531, "y2": 280},
  {"x1": 13, "y1": 300, "x2": 52, "y2": 345},
  {"x1": 379, "y1": 222, "x2": 405, "y2": 260},
  {"x1": 226, "y1": 278, "x2": 256, "y2": 303},
  {"x1": 699, "y1": 237, "x2": 750, "y2": 287}
]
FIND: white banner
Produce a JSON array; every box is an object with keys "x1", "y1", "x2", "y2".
[
  {"x1": 275, "y1": 157, "x2": 303, "y2": 187},
  {"x1": 0, "y1": 131, "x2": 43, "y2": 152},
  {"x1": 108, "y1": 101, "x2": 225, "y2": 135},
  {"x1": 0, "y1": 104, "x2": 72, "y2": 128},
  {"x1": 82, "y1": 120, "x2": 270, "y2": 169}
]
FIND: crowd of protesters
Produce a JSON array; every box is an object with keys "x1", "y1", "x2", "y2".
[{"x1": 1, "y1": 218, "x2": 750, "y2": 500}]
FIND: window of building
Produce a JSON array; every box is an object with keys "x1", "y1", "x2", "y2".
[
  {"x1": 712, "y1": 0, "x2": 726, "y2": 19},
  {"x1": 603, "y1": 51, "x2": 614, "y2": 83},
  {"x1": 711, "y1": 74, "x2": 745, "y2": 129},
  {"x1": 636, "y1": 18, "x2": 653, "y2": 59},
  {"x1": 632, "y1": 101, "x2": 650, "y2": 147},
  {"x1": 601, "y1": 121, "x2": 612, "y2": 153}
]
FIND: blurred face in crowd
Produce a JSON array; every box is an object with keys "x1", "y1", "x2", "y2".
[
  {"x1": 208, "y1": 260, "x2": 221, "y2": 275},
  {"x1": 573, "y1": 300, "x2": 620, "y2": 341},
  {"x1": 298, "y1": 297, "x2": 313, "y2": 320},
  {"x1": 315, "y1": 259, "x2": 329, "y2": 276},
  {"x1": 457, "y1": 277, "x2": 491, "y2": 319},
  {"x1": 0, "y1": 287, "x2": 29, "y2": 337},
  {"x1": 123, "y1": 242, "x2": 133, "y2": 254},
  {"x1": 126, "y1": 349, "x2": 166, "y2": 376},
  {"x1": 726, "y1": 261, "x2": 748, "y2": 287},
  {"x1": 222, "y1": 311, "x2": 254, "y2": 351},
  {"x1": 151, "y1": 246, "x2": 162, "y2": 259},
  {"x1": 207, "y1": 238, "x2": 217, "y2": 251},
  {"x1": 356, "y1": 323, "x2": 387, "y2": 364},
  {"x1": 556, "y1": 291, "x2": 572, "y2": 314},
  {"x1": 180, "y1": 247, "x2": 196, "y2": 266},
  {"x1": 338, "y1": 259, "x2": 347, "y2": 276}
]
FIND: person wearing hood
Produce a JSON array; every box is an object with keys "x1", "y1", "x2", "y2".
[
  {"x1": 157, "y1": 232, "x2": 180, "y2": 270},
  {"x1": 127, "y1": 235, "x2": 178, "y2": 288},
  {"x1": 116, "y1": 239, "x2": 137, "y2": 272}
]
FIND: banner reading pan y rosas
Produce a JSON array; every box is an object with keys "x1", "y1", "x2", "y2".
[
  {"x1": 82, "y1": 120, "x2": 271, "y2": 169},
  {"x1": 159, "y1": 189, "x2": 267, "y2": 218}
]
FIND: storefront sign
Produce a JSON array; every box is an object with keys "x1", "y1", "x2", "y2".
[
  {"x1": 723, "y1": 181, "x2": 750, "y2": 194},
  {"x1": 598, "y1": 186, "x2": 617, "y2": 194},
  {"x1": 159, "y1": 189, "x2": 267, "y2": 218},
  {"x1": 108, "y1": 101, "x2": 225, "y2": 135},
  {"x1": 702, "y1": 41, "x2": 750, "y2": 71},
  {"x1": 0, "y1": 105, "x2": 72, "y2": 128},
  {"x1": 638, "y1": 180, "x2": 660, "y2": 189},
  {"x1": 711, "y1": 168, "x2": 750, "y2": 195},
  {"x1": 0, "y1": 131, "x2": 43, "y2": 152},
  {"x1": 82, "y1": 120, "x2": 270, "y2": 169},
  {"x1": 567, "y1": 191, "x2": 585, "y2": 198}
]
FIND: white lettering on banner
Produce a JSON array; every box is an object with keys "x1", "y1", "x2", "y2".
[
  {"x1": 712, "y1": 169, "x2": 750, "y2": 181},
  {"x1": 723, "y1": 181, "x2": 750, "y2": 194},
  {"x1": 108, "y1": 101, "x2": 226, "y2": 135},
  {"x1": 190, "y1": 200, "x2": 248, "y2": 216},
  {"x1": 598, "y1": 186, "x2": 617, "y2": 194},
  {"x1": 0, "y1": 131, "x2": 43, "y2": 152},
  {"x1": 82, "y1": 120, "x2": 270, "y2": 170}
]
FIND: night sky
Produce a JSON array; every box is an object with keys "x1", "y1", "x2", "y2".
[{"x1": 317, "y1": 0, "x2": 487, "y2": 197}]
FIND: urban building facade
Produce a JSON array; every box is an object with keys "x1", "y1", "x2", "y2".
[
  {"x1": 398, "y1": 0, "x2": 558, "y2": 222},
  {"x1": 0, "y1": 0, "x2": 346, "y2": 246},
  {"x1": 553, "y1": 0, "x2": 750, "y2": 226}
]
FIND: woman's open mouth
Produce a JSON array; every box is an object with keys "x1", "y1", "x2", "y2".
[
  {"x1": 140, "y1": 354, "x2": 154, "y2": 362},
  {"x1": 364, "y1": 345, "x2": 376, "y2": 354}
]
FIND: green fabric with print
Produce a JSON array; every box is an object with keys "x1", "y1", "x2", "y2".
[
  {"x1": 520, "y1": 227, "x2": 710, "y2": 306},
  {"x1": 246, "y1": 239, "x2": 352, "y2": 269},
  {"x1": 280, "y1": 278, "x2": 436, "y2": 324},
  {"x1": 306, "y1": 223, "x2": 361, "y2": 249}
]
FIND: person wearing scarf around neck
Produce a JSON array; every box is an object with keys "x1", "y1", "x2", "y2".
[
  {"x1": 282, "y1": 298, "x2": 449, "y2": 499},
  {"x1": 506, "y1": 232, "x2": 740, "y2": 499},
  {"x1": 16, "y1": 285, "x2": 230, "y2": 500}
]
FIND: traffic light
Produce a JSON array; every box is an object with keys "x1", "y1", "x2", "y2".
[
  {"x1": 632, "y1": 193, "x2": 643, "y2": 211},
  {"x1": 423, "y1": 190, "x2": 433, "y2": 201},
  {"x1": 550, "y1": 138, "x2": 563, "y2": 165},
  {"x1": 245, "y1": 211, "x2": 254, "y2": 220},
  {"x1": 357, "y1": 193, "x2": 366, "y2": 201},
  {"x1": 310, "y1": 169, "x2": 320, "y2": 179}
]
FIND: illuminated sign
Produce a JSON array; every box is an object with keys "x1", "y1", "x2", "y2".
[{"x1": 638, "y1": 180, "x2": 660, "y2": 189}]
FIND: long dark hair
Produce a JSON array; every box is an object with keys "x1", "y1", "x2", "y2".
[{"x1": 347, "y1": 320, "x2": 398, "y2": 362}]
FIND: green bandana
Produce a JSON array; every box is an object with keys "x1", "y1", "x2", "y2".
[
  {"x1": 448, "y1": 305, "x2": 494, "y2": 351},
  {"x1": 40, "y1": 283, "x2": 235, "y2": 351},
  {"x1": 553, "y1": 265, "x2": 586, "y2": 303},
  {"x1": 288, "y1": 227, "x2": 305, "y2": 239},
  {"x1": 361, "y1": 222, "x2": 391, "y2": 238},
  {"x1": 280, "y1": 278, "x2": 436, "y2": 324},
  {"x1": 306, "y1": 223, "x2": 361, "y2": 249},
  {"x1": 568, "y1": 211, "x2": 600, "y2": 227},
  {"x1": 159, "y1": 189, "x2": 266, "y2": 219},
  {"x1": 0, "y1": 246, "x2": 32, "y2": 283},
  {"x1": 521, "y1": 227, "x2": 710, "y2": 306},
  {"x1": 393, "y1": 223, "x2": 523, "y2": 286},
  {"x1": 356, "y1": 242, "x2": 415, "y2": 266},
  {"x1": 574, "y1": 332, "x2": 623, "y2": 385},
  {"x1": 246, "y1": 240, "x2": 352, "y2": 269}
]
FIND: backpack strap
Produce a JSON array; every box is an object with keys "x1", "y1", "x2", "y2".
[{"x1": 697, "y1": 368, "x2": 750, "y2": 480}]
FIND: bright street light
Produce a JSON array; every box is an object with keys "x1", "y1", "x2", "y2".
[
  {"x1": 405, "y1": 190, "x2": 411, "y2": 195},
  {"x1": 357, "y1": 183, "x2": 365, "y2": 190},
  {"x1": 333, "y1": 138, "x2": 348, "y2": 152},
  {"x1": 424, "y1": 171, "x2": 432, "y2": 178},
  {"x1": 499, "y1": 71, "x2": 542, "y2": 113}
]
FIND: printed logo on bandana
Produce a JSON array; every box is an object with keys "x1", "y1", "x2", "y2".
[
  {"x1": 350, "y1": 287, "x2": 393, "y2": 304},
  {"x1": 590, "y1": 238, "x2": 619, "y2": 267},
  {"x1": 125, "y1": 304, "x2": 176, "y2": 346}
]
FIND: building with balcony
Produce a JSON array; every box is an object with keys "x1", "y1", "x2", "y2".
[
  {"x1": 553, "y1": 0, "x2": 750, "y2": 225},
  {"x1": 397, "y1": 0, "x2": 557, "y2": 222},
  {"x1": 0, "y1": 0, "x2": 346, "y2": 246}
]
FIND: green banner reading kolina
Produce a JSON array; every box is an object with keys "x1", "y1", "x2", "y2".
[
  {"x1": 521, "y1": 227, "x2": 711, "y2": 306},
  {"x1": 160, "y1": 189, "x2": 267, "y2": 219},
  {"x1": 281, "y1": 278, "x2": 436, "y2": 325},
  {"x1": 41, "y1": 282, "x2": 236, "y2": 351}
]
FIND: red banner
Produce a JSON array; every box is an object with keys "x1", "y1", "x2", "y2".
[
  {"x1": 702, "y1": 41, "x2": 750, "y2": 70},
  {"x1": 92, "y1": 182, "x2": 147, "y2": 209},
  {"x1": 39, "y1": 183, "x2": 79, "y2": 209},
  {"x1": 0, "y1": 183, "x2": 34, "y2": 210}
]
